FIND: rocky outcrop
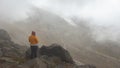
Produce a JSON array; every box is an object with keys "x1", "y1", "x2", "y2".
[
  {"x1": 0, "y1": 29, "x2": 11, "y2": 41},
  {"x1": 0, "y1": 29, "x2": 27, "y2": 68},
  {"x1": 26, "y1": 44, "x2": 96, "y2": 68},
  {"x1": 26, "y1": 43, "x2": 74, "y2": 64},
  {"x1": 0, "y1": 29, "x2": 26, "y2": 58},
  {"x1": 39, "y1": 43, "x2": 74, "y2": 64}
]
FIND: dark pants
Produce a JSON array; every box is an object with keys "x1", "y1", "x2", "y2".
[{"x1": 31, "y1": 46, "x2": 38, "y2": 59}]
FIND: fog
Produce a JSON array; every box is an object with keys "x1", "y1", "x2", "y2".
[
  {"x1": 0, "y1": 0, "x2": 120, "y2": 42},
  {"x1": 0, "y1": 0, "x2": 120, "y2": 68},
  {"x1": 30, "y1": 0, "x2": 120, "y2": 42}
]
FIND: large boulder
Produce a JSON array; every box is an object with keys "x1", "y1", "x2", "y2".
[{"x1": 39, "y1": 43, "x2": 74, "y2": 64}]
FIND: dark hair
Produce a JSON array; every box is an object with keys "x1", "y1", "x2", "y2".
[{"x1": 32, "y1": 31, "x2": 36, "y2": 36}]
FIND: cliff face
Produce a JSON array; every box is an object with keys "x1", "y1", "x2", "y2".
[
  {"x1": 0, "y1": 29, "x2": 26, "y2": 58},
  {"x1": 0, "y1": 29, "x2": 27, "y2": 68},
  {"x1": 0, "y1": 29, "x2": 96, "y2": 68}
]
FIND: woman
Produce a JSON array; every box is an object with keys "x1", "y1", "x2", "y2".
[{"x1": 29, "y1": 31, "x2": 39, "y2": 59}]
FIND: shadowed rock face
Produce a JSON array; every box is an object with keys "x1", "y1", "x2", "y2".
[
  {"x1": 39, "y1": 43, "x2": 74, "y2": 64},
  {"x1": 0, "y1": 29, "x2": 11, "y2": 41}
]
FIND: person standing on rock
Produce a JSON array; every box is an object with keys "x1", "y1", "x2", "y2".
[{"x1": 29, "y1": 31, "x2": 39, "y2": 59}]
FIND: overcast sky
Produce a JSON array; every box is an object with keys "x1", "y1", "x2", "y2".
[
  {"x1": 30, "y1": 0, "x2": 120, "y2": 26},
  {"x1": 0, "y1": 0, "x2": 120, "y2": 41},
  {"x1": 0, "y1": 0, "x2": 120, "y2": 25},
  {"x1": 0, "y1": 0, "x2": 32, "y2": 21}
]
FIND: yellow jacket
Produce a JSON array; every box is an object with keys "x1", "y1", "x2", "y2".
[{"x1": 29, "y1": 35, "x2": 39, "y2": 45}]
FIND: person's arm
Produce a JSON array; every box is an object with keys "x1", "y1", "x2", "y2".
[{"x1": 35, "y1": 36, "x2": 39, "y2": 44}]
